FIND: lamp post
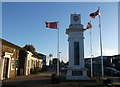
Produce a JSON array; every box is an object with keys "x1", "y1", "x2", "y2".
[
  {"x1": 49, "y1": 54, "x2": 53, "y2": 66},
  {"x1": 59, "y1": 52, "x2": 61, "y2": 62},
  {"x1": 91, "y1": 55, "x2": 94, "y2": 78},
  {"x1": 58, "y1": 52, "x2": 61, "y2": 73}
]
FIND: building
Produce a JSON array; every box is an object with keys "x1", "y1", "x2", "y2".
[
  {"x1": 0, "y1": 38, "x2": 44, "y2": 80},
  {"x1": 110, "y1": 54, "x2": 120, "y2": 71},
  {"x1": 0, "y1": 38, "x2": 22, "y2": 80},
  {"x1": 85, "y1": 55, "x2": 120, "y2": 77},
  {"x1": 18, "y1": 50, "x2": 43, "y2": 76},
  {"x1": 38, "y1": 53, "x2": 46, "y2": 71}
]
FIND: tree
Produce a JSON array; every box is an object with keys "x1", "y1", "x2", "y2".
[
  {"x1": 60, "y1": 60, "x2": 65, "y2": 66},
  {"x1": 49, "y1": 54, "x2": 53, "y2": 58},
  {"x1": 52, "y1": 58, "x2": 60, "y2": 65},
  {"x1": 65, "y1": 61, "x2": 69, "y2": 65},
  {"x1": 23, "y1": 44, "x2": 36, "y2": 53},
  {"x1": 37, "y1": 53, "x2": 44, "y2": 59}
]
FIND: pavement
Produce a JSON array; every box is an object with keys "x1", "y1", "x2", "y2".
[{"x1": 2, "y1": 72, "x2": 52, "y2": 87}]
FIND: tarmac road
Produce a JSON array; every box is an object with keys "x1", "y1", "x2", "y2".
[
  {"x1": 1, "y1": 66, "x2": 120, "y2": 87},
  {"x1": 2, "y1": 72, "x2": 52, "y2": 87}
]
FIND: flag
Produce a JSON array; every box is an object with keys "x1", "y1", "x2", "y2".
[
  {"x1": 89, "y1": 7, "x2": 100, "y2": 19},
  {"x1": 86, "y1": 22, "x2": 92, "y2": 29},
  {"x1": 45, "y1": 22, "x2": 58, "y2": 29}
]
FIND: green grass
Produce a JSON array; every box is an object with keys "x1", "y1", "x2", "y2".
[{"x1": 113, "y1": 82, "x2": 120, "y2": 85}]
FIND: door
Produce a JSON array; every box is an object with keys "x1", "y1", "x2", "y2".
[{"x1": 3, "y1": 58, "x2": 9, "y2": 78}]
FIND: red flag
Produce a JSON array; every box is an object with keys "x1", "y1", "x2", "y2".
[
  {"x1": 89, "y1": 7, "x2": 100, "y2": 19},
  {"x1": 86, "y1": 22, "x2": 92, "y2": 29},
  {"x1": 45, "y1": 22, "x2": 58, "y2": 29}
]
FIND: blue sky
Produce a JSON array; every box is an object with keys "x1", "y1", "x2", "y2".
[
  {"x1": 118, "y1": 2, "x2": 120, "y2": 54},
  {"x1": 2, "y1": 2, "x2": 118, "y2": 62},
  {"x1": 2, "y1": 0, "x2": 119, "y2": 2},
  {"x1": 0, "y1": 2, "x2": 1, "y2": 38}
]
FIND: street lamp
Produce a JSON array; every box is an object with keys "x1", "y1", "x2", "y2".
[
  {"x1": 91, "y1": 55, "x2": 94, "y2": 78},
  {"x1": 49, "y1": 54, "x2": 53, "y2": 66},
  {"x1": 59, "y1": 52, "x2": 61, "y2": 62},
  {"x1": 58, "y1": 52, "x2": 61, "y2": 73}
]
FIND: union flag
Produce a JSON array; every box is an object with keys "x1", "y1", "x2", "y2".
[
  {"x1": 45, "y1": 22, "x2": 58, "y2": 29},
  {"x1": 86, "y1": 22, "x2": 92, "y2": 29},
  {"x1": 89, "y1": 7, "x2": 100, "y2": 19}
]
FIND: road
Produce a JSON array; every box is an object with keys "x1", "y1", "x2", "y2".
[
  {"x1": 2, "y1": 72, "x2": 52, "y2": 87},
  {"x1": 1, "y1": 66, "x2": 120, "y2": 87},
  {"x1": 1, "y1": 70, "x2": 99, "y2": 87}
]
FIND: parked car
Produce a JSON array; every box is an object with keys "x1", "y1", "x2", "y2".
[
  {"x1": 104, "y1": 67, "x2": 120, "y2": 77},
  {"x1": 61, "y1": 66, "x2": 68, "y2": 71}
]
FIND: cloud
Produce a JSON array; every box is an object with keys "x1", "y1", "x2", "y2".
[
  {"x1": 85, "y1": 49, "x2": 118, "y2": 58},
  {"x1": 97, "y1": 49, "x2": 118, "y2": 56}
]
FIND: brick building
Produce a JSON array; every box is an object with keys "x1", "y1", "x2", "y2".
[
  {"x1": 0, "y1": 38, "x2": 43, "y2": 80},
  {"x1": 0, "y1": 38, "x2": 22, "y2": 80}
]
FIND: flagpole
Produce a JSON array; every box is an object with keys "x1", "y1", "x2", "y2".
[
  {"x1": 45, "y1": 21, "x2": 59, "y2": 75},
  {"x1": 90, "y1": 28, "x2": 93, "y2": 78},
  {"x1": 98, "y1": 7, "x2": 104, "y2": 79},
  {"x1": 57, "y1": 22, "x2": 59, "y2": 76}
]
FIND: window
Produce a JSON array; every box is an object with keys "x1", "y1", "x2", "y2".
[
  {"x1": 28, "y1": 60, "x2": 30, "y2": 68},
  {"x1": 74, "y1": 42, "x2": 79, "y2": 65},
  {"x1": 11, "y1": 58, "x2": 14, "y2": 70},
  {"x1": 16, "y1": 59, "x2": 19, "y2": 70},
  {"x1": 32, "y1": 60, "x2": 34, "y2": 67}
]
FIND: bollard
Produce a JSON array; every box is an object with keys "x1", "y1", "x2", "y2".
[{"x1": 51, "y1": 73, "x2": 60, "y2": 84}]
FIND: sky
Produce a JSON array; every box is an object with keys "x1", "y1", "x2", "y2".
[
  {"x1": 118, "y1": 2, "x2": 120, "y2": 54},
  {"x1": 2, "y1": 0, "x2": 120, "y2": 2},
  {"x1": 2, "y1": 2, "x2": 118, "y2": 62}
]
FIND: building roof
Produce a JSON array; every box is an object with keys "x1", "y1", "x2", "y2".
[
  {"x1": 0, "y1": 38, "x2": 46, "y2": 59},
  {"x1": 111, "y1": 54, "x2": 120, "y2": 57},
  {"x1": 0, "y1": 38, "x2": 23, "y2": 50}
]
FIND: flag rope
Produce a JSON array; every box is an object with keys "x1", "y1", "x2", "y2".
[
  {"x1": 57, "y1": 22, "x2": 60, "y2": 76},
  {"x1": 90, "y1": 27, "x2": 93, "y2": 78},
  {"x1": 98, "y1": 13, "x2": 104, "y2": 79}
]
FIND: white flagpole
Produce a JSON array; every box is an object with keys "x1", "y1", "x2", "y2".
[
  {"x1": 57, "y1": 22, "x2": 59, "y2": 76},
  {"x1": 90, "y1": 28, "x2": 93, "y2": 78},
  {"x1": 98, "y1": 7, "x2": 104, "y2": 79}
]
